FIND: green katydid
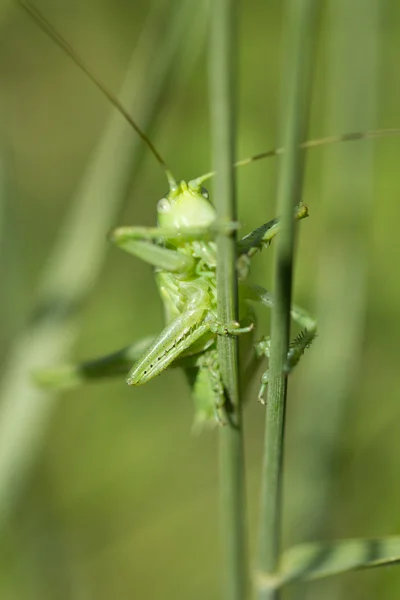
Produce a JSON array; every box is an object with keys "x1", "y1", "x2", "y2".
[{"x1": 21, "y1": 1, "x2": 400, "y2": 427}]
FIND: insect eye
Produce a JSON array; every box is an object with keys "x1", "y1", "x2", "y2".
[
  {"x1": 201, "y1": 186, "x2": 209, "y2": 199},
  {"x1": 157, "y1": 198, "x2": 170, "y2": 213}
]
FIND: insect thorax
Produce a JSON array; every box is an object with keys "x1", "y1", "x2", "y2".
[{"x1": 156, "y1": 247, "x2": 217, "y2": 325}]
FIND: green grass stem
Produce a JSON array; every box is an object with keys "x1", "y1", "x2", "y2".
[
  {"x1": 209, "y1": 0, "x2": 248, "y2": 598},
  {"x1": 256, "y1": 2, "x2": 319, "y2": 599},
  {"x1": 290, "y1": 3, "x2": 379, "y2": 599}
]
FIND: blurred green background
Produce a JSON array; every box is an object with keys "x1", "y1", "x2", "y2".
[{"x1": 1, "y1": 1, "x2": 400, "y2": 599}]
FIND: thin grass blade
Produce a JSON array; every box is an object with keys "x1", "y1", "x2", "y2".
[
  {"x1": 209, "y1": 0, "x2": 248, "y2": 598},
  {"x1": 256, "y1": 537, "x2": 400, "y2": 587},
  {"x1": 256, "y1": 2, "x2": 320, "y2": 599}
]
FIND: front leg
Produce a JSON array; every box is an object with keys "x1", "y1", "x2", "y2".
[
  {"x1": 111, "y1": 221, "x2": 238, "y2": 245},
  {"x1": 236, "y1": 204, "x2": 308, "y2": 279},
  {"x1": 110, "y1": 227, "x2": 195, "y2": 273},
  {"x1": 110, "y1": 219, "x2": 238, "y2": 273},
  {"x1": 109, "y1": 219, "x2": 238, "y2": 273},
  {"x1": 237, "y1": 203, "x2": 308, "y2": 258}
]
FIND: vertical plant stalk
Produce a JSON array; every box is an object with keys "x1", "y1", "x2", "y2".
[
  {"x1": 291, "y1": 3, "x2": 379, "y2": 599},
  {"x1": 209, "y1": 0, "x2": 247, "y2": 599},
  {"x1": 256, "y1": 1, "x2": 319, "y2": 599}
]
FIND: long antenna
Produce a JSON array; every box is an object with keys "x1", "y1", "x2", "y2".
[
  {"x1": 191, "y1": 128, "x2": 400, "y2": 186},
  {"x1": 234, "y1": 128, "x2": 400, "y2": 168},
  {"x1": 18, "y1": 0, "x2": 177, "y2": 188},
  {"x1": 19, "y1": 1, "x2": 400, "y2": 191}
]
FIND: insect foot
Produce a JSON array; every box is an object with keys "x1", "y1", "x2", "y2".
[
  {"x1": 258, "y1": 372, "x2": 269, "y2": 405},
  {"x1": 255, "y1": 336, "x2": 271, "y2": 359},
  {"x1": 284, "y1": 328, "x2": 316, "y2": 374},
  {"x1": 209, "y1": 320, "x2": 254, "y2": 336}
]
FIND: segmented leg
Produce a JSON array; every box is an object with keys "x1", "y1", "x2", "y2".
[
  {"x1": 110, "y1": 220, "x2": 237, "y2": 273},
  {"x1": 241, "y1": 282, "x2": 317, "y2": 402},
  {"x1": 34, "y1": 306, "x2": 253, "y2": 398},
  {"x1": 126, "y1": 288, "x2": 253, "y2": 387},
  {"x1": 111, "y1": 221, "x2": 238, "y2": 244},
  {"x1": 187, "y1": 348, "x2": 226, "y2": 430},
  {"x1": 254, "y1": 329, "x2": 316, "y2": 403},
  {"x1": 209, "y1": 320, "x2": 254, "y2": 335},
  {"x1": 242, "y1": 283, "x2": 317, "y2": 330},
  {"x1": 33, "y1": 334, "x2": 210, "y2": 391},
  {"x1": 237, "y1": 203, "x2": 308, "y2": 278},
  {"x1": 110, "y1": 232, "x2": 195, "y2": 273}
]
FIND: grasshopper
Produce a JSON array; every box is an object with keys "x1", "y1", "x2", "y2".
[{"x1": 22, "y1": 2, "x2": 400, "y2": 427}]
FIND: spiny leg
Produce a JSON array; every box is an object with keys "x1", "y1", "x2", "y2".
[
  {"x1": 242, "y1": 283, "x2": 317, "y2": 402},
  {"x1": 34, "y1": 305, "x2": 253, "y2": 393},
  {"x1": 34, "y1": 334, "x2": 207, "y2": 391},
  {"x1": 254, "y1": 329, "x2": 316, "y2": 403},
  {"x1": 128, "y1": 302, "x2": 254, "y2": 387},
  {"x1": 236, "y1": 203, "x2": 308, "y2": 278}
]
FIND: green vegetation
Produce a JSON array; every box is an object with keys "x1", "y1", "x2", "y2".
[{"x1": 1, "y1": 1, "x2": 400, "y2": 599}]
